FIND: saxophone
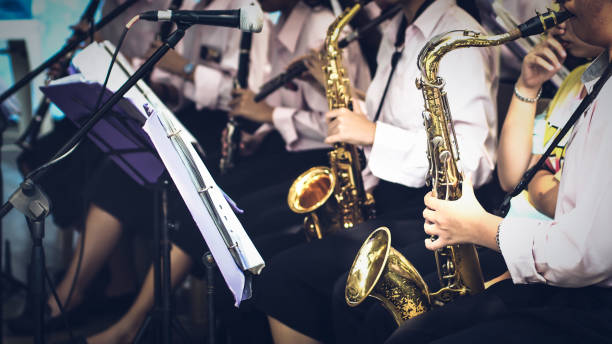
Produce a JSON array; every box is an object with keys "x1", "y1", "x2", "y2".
[
  {"x1": 345, "y1": 9, "x2": 573, "y2": 324},
  {"x1": 287, "y1": 3, "x2": 375, "y2": 240}
]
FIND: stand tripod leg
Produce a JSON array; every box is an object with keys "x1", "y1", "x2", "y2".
[
  {"x1": 135, "y1": 179, "x2": 183, "y2": 344},
  {"x1": 133, "y1": 314, "x2": 152, "y2": 343},
  {"x1": 172, "y1": 317, "x2": 191, "y2": 343},
  {"x1": 204, "y1": 253, "x2": 216, "y2": 344},
  {"x1": 28, "y1": 218, "x2": 46, "y2": 344},
  {"x1": 160, "y1": 180, "x2": 171, "y2": 344}
]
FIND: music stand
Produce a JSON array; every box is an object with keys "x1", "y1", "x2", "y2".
[{"x1": 42, "y1": 81, "x2": 193, "y2": 344}]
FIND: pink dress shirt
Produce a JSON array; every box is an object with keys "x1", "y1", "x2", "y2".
[
  {"x1": 500, "y1": 52, "x2": 612, "y2": 288},
  {"x1": 264, "y1": 1, "x2": 371, "y2": 152},
  {"x1": 362, "y1": 0, "x2": 498, "y2": 190}
]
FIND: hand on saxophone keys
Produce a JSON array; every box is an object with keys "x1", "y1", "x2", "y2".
[
  {"x1": 422, "y1": 174, "x2": 501, "y2": 252},
  {"x1": 324, "y1": 108, "x2": 376, "y2": 146}
]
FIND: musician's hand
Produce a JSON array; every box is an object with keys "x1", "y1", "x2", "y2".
[
  {"x1": 422, "y1": 175, "x2": 502, "y2": 252},
  {"x1": 239, "y1": 130, "x2": 266, "y2": 156},
  {"x1": 68, "y1": 19, "x2": 99, "y2": 45},
  {"x1": 229, "y1": 89, "x2": 274, "y2": 123},
  {"x1": 144, "y1": 41, "x2": 194, "y2": 81},
  {"x1": 298, "y1": 49, "x2": 326, "y2": 94},
  {"x1": 325, "y1": 108, "x2": 375, "y2": 146},
  {"x1": 517, "y1": 34, "x2": 567, "y2": 97}
]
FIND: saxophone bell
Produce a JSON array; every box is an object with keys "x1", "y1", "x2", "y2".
[{"x1": 345, "y1": 227, "x2": 430, "y2": 325}]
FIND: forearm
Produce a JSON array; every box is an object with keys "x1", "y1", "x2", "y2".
[
  {"x1": 527, "y1": 169, "x2": 559, "y2": 218},
  {"x1": 497, "y1": 82, "x2": 540, "y2": 191},
  {"x1": 471, "y1": 212, "x2": 503, "y2": 252}
]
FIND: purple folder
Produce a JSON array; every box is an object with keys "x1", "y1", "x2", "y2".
[{"x1": 41, "y1": 80, "x2": 165, "y2": 185}]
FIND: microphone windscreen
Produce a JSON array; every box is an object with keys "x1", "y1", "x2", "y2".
[{"x1": 240, "y1": 3, "x2": 264, "y2": 32}]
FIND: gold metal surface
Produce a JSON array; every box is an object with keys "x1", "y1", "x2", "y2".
[
  {"x1": 287, "y1": 3, "x2": 375, "y2": 240},
  {"x1": 345, "y1": 227, "x2": 430, "y2": 325}
]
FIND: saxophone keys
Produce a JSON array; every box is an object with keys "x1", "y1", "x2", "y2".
[
  {"x1": 421, "y1": 110, "x2": 431, "y2": 124},
  {"x1": 431, "y1": 136, "x2": 444, "y2": 147},
  {"x1": 439, "y1": 150, "x2": 451, "y2": 162}
]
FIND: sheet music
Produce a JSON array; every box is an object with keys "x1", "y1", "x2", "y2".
[{"x1": 143, "y1": 102, "x2": 264, "y2": 306}]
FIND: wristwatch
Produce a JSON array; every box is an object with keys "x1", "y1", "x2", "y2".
[{"x1": 183, "y1": 62, "x2": 195, "y2": 79}]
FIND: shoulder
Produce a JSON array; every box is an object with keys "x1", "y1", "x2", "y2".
[
  {"x1": 303, "y1": 5, "x2": 335, "y2": 33},
  {"x1": 299, "y1": 6, "x2": 335, "y2": 47},
  {"x1": 547, "y1": 64, "x2": 589, "y2": 119}
]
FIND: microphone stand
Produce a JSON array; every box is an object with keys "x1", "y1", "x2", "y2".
[
  {"x1": 0, "y1": 23, "x2": 191, "y2": 344},
  {"x1": 0, "y1": 0, "x2": 139, "y2": 105}
]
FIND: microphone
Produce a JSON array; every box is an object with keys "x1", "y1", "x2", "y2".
[{"x1": 139, "y1": 3, "x2": 264, "y2": 32}]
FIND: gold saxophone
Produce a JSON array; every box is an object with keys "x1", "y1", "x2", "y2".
[
  {"x1": 345, "y1": 9, "x2": 573, "y2": 324},
  {"x1": 287, "y1": 3, "x2": 375, "y2": 240}
]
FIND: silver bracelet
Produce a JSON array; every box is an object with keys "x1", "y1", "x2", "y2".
[
  {"x1": 514, "y1": 85, "x2": 542, "y2": 103},
  {"x1": 496, "y1": 222, "x2": 502, "y2": 252}
]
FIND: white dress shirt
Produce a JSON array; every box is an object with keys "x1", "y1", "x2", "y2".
[
  {"x1": 176, "y1": 0, "x2": 269, "y2": 111},
  {"x1": 363, "y1": 0, "x2": 498, "y2": 190},
  {"x1": 265, "y1": 1, "x2": 371, "y2": 152},
  {"x1": 500, "y1": 51, "x2": 612, "y2": 288}
]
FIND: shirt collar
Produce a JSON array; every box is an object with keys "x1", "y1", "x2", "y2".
[
  {"x1": 383, "y1": 0, "x2": 456, "y2": 45},
  {"x1": 276, "y1": 2, "x2": 311, "y2": 54},
  {"x1": 412, "y1": 0, "x2": 455, "y2": 40},
  {"x1": 581, "y1": 50, "x2": 610, "y2": 93}
]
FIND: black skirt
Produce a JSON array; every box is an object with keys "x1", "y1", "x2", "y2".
[
  {"x1": 85, "y1": 161, "x2": 208, "y2": 273},
  {"x1": 16, "y1": 118, "x2": 105, "y2": 229},
  {"x1": 250, "y1": 182, "x2": 431, "y2": 342}
]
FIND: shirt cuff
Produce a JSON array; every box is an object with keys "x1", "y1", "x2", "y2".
[
  {"x1": 499, "y1": 217, "x2": 547, "y2": 284},
  {"x1": 369, "y1": 122, "x2": 427, "y2": 187},
  {"x1": 272, "y1": 106, "x2": 299, "y2": 148},
  {"x1": 186, "y1": 65, "x2": 224, "y2": 110}
]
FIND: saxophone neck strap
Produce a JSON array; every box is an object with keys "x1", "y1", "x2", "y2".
[
  {"x1": 372, "y1": 17, "x2": 407, "y2": 122},
  {"x1": 496, "y1": 61, "x2": 612, "y2": 217},
  {"x1": 372, "y1": 0, "x2": 434, "y2": 122}
]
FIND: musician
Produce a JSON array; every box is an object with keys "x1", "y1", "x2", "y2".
[
  {"x1": 328, "y1": 13, "x2": 606, "y2": 344},
  {"x1": 250, "y1": 0, "x2": 499, "y2": 343},
  {"x1": 221, "y1": 0, "x2": 372, "y2": 235},
  {"x1": 385, "y1": 0, "x2": 612, "y2": 342}
]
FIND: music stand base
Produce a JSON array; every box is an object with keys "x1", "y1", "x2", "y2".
[{"x1": 133, "y1": 178, "x2": 190, "y2": 344}]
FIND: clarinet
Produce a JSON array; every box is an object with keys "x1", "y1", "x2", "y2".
[
  {"x1": 219, "y1": 32, "x2": 253, "y2": 175},
  {"x1": 253, "y1": 3, "x2": 401, "y2": 103}
]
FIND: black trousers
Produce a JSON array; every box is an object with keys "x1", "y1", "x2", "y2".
[
  {"x1": 331, "y1": 246, "x2": 507, "y2": 344},
  {"x1": 385, "y1": 281, "x2": 612, "y2": 344},
  {"x1": 251, "y1": 183, "x2": 429, "y2": 342}
]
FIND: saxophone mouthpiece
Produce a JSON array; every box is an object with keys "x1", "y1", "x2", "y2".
[{"x1": 517, "y1": 9, "x2": 574, "y2": 38}]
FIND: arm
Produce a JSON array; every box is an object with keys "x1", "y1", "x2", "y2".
[
  {"x1": 526, "y1": 168, "x2": 559, "y2": 218},
  {"x1": 497, "y1": 36, "x2": 567, "y2": 191},
  {"x1": 424, "y1": 145, "x2": 612, "y2": 287}
]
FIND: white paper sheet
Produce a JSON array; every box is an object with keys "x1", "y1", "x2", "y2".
[{"x1": 143, "y1": 107, "x2": 264, "y2": 306}]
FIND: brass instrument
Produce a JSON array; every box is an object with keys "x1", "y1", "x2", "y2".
[
  {"x1": 345, "y1": 9, "x2": 573, "y2": 324},
  {"x1": 287, "y1": 3, "x2": 375, "y2": 240}
]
